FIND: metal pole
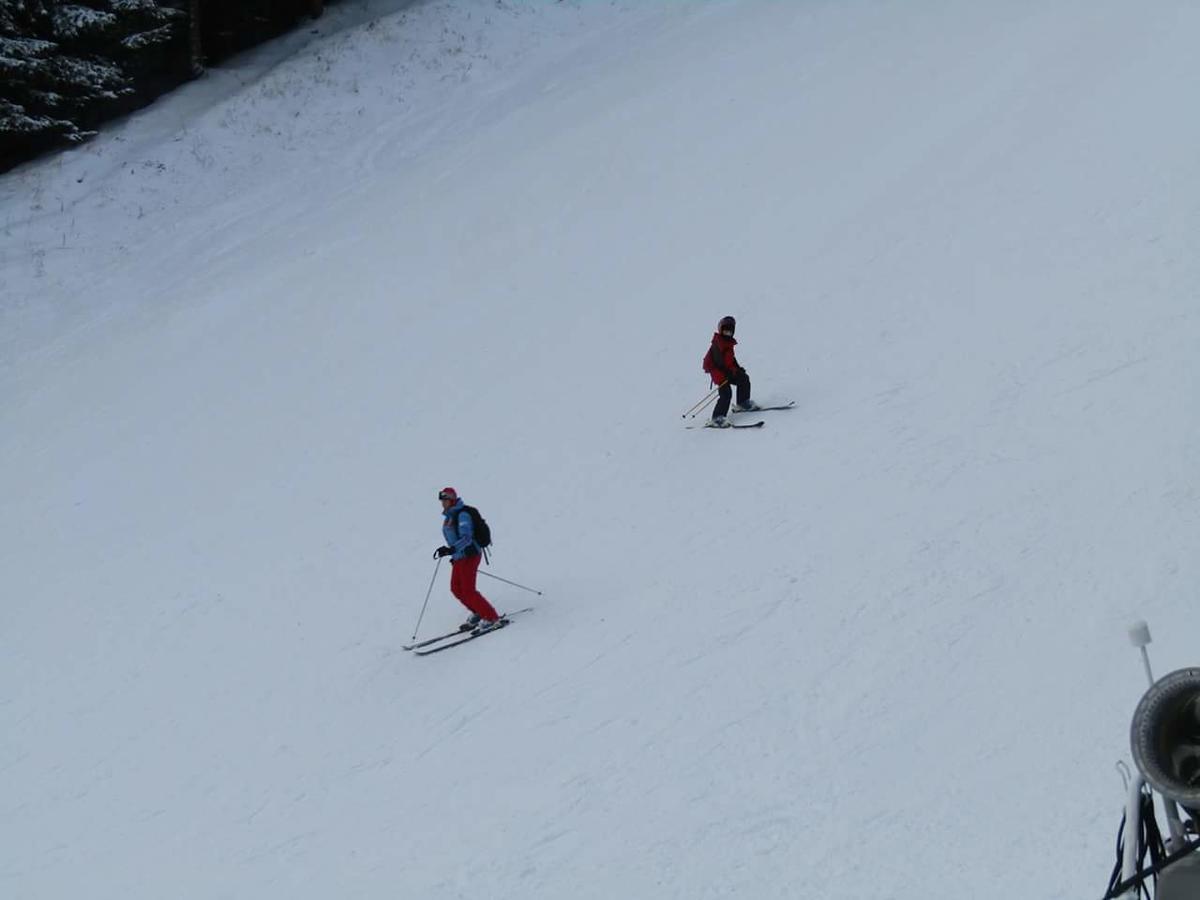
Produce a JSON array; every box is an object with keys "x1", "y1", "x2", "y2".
[
  {"x1": 682, "y1": 385, "x2": 720, "y2": 418},
  {"x1": 687, "y1": 389, "x2": 720, "y2": 419},
  {"x1": 1128, "y1": 621, "x2": 1155, "y2": 687},
  {"x1": 479, "y1": 570, "x2": 543, "y2": 595},
  {"x1": 410, "y1": 557, "x2": 442, "y2": 640},
  {"x1": 1162, "y1": 795, "x2": 1187, "y2": 853},
  {"x1": 1121, "y1": 774, "x2": 1144, "y2": 889}
]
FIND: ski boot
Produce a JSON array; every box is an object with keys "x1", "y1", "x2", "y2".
[{"x1": 472, "y1": 616, "x2": 507, "y2": 635}]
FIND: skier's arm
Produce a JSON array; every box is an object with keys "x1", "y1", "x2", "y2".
[{"x1": 452, "y1": 510, "x2": 475, "y2": 553}]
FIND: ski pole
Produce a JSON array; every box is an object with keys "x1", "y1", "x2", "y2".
[
  {"x1": 687, "y1": 389, "x2": 720, "y2": 418},
  {"x1": 681, "y1": 385, "x2": 720, "y2": 418},
  {"x1": 479, "y1": 570, "x2": 543, "y2": 596},
  {"x1": 410, "y1": 557, "x2": 442, "y2": 640}
]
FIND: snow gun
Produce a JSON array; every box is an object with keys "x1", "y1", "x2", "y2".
[{"x1": 1102, "y1": 621, "x2": 1200, "y2": 899}]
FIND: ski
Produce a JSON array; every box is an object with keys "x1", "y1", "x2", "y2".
[
  {"x1": 403, "y1": 627, "x2": 471, "y2": 651},
  {"x1": 408, "y1": 607, "x2": 534, "y2": 655},
  {"x1": 731, "y1": 401, "x2": 795, "y2": 414},
  {"x1": 686, "y1": 420, "x2": 764, "y2": 430},
  {"x1": 415, "y1": 620, "x2": 510, "y2": 655}
]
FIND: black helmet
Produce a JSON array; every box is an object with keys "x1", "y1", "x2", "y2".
[{"x1": 718, "y1": 316, "x2": 736, "y2": 335}]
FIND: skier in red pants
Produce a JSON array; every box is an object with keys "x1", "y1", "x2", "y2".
[{"x1": 433, "y1": 487, "x2": 502, "y2": 633}]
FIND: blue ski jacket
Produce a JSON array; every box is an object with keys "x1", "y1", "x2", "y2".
[{"x1": 441, "y1": 499, "x2": 479, "y2": 560}]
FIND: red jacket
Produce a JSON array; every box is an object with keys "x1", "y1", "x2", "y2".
[{"x1": 703, "y1": 332, "x2": 741, "y2": 385}]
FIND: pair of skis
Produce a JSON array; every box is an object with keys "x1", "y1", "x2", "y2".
[
  {"x1": 404, "y1": 607, "x2": 534, "y2": 656},
  {"x1": 686, "y1": 400, "x2": 795, "y2": 429}
]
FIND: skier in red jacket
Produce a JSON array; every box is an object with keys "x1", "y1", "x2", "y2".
[{"x1": 702, "y1": 316, "x2": 760, "y2": 426}]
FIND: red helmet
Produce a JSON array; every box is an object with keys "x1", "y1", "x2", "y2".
[{"x1": 438, "y1": 487, "x2": 458, "y2": 502}]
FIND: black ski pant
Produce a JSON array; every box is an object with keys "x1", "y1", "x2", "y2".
[{"x1": 713, "y1": 371, "x2": 751, "y2": 419}]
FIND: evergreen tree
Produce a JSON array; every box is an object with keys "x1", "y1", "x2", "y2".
[
  {"x1": 1, "y1": 0, "x2": 331, "y2": 171},
  {"x1": 1, "y1": 0, "x2": 188, "y2": 171}
]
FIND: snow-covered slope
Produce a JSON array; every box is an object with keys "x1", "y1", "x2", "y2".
[{"x1": 3, "y1": 1, "x2": 1200, "y2": 897}]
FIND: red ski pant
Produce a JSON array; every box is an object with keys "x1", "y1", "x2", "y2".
[{"x1": 450, "y1": 553, "x2": 499, "y2": 621}]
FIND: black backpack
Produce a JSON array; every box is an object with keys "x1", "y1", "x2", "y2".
[{"x1": 456, "y1": 505, "x2": 492, "y2": 549}]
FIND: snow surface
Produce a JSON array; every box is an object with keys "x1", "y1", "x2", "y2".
[{"x1": 3, "y1": 0, "x2": 1200, "y2": 897}]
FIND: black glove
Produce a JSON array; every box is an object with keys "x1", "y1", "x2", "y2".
[{"x1": 433, "y1": 546, "x2": 453, "y2": 558}]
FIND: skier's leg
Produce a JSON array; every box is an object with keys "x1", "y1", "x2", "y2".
[
  {"x1": 449, "y1": 558, "x2": 471, "y2": 611},
  {"x1": 712, "y1": 381, "x2": 733, "y2": 419},
  {"x1": 735, "y1": 370, "x2": 752, "y2": 406},
  {"x1": 451, "y1": 554, "x2": 500, "y2": 621}
]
